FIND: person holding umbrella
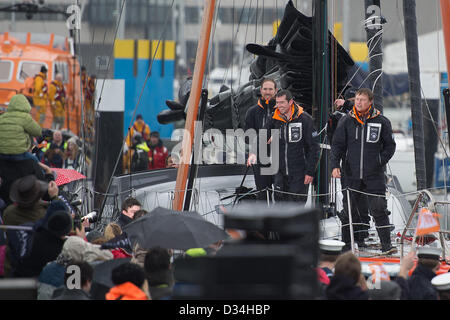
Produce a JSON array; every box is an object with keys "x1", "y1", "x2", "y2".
[{"x1": 122, "y1": 207, "x2": 229, "y2": 251}]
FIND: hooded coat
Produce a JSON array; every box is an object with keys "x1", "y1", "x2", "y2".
[
  {"x1": 325, "y1": 274, "x2": 369, "y2": 300},
  {"x1": 148, "y1": 139, "x2": 168, "y2": 170},
  {"x1": 0, "y1": 94, "x2": 42, "y2": 155},
  {"x1": 244, "y1": 98, "x2": 276, "y2": 163},
  {"x1": 330, "y1": 106, "x2": 396, "y2": 182},
  {"x1": 105, "y1": 282, "x2": 148, "y2": 300},
  {"x1": 407, "y1": 264, "x2": 438, "y2": 300},
  {"x1": 265, "y1": 102, "x2": 320, "y2": 177}
]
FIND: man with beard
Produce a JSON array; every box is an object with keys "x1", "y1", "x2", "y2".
[{"x1": 245, "y1": 78, "x2": 277, "y2": 201}]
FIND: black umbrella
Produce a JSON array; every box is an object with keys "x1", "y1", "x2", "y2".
[
  {"x1": 91, "y1": 257, "x2": 131, "y2": 289},
  {"x1": 122, "y1": 207, "x2": 230, "y2": 250}
]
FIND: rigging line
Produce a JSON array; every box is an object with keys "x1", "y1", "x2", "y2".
[
  {"x1": 357, "y1": 68, "x2": 383, "y2": 89},
  {"x1": 338, "y1": 19, "x2": 384, "y2": 89},
  {"x1": 261, "y1": 0, "x2": 264, "y2": 45},
  {"x1": 238, "y1": 0, "x2": 252, "y2": 86},
  {"x1": 436, "y1": 0, "x2": 448, "y2": 230},
  {"x1": 332, "y1": 0, "x2": 338, "y2": 103},
  {"x1": 365, "y1": 26, "x2": 383, "y2": 45},
  {"x1": 367, "y1": 52, "x2": 384, "y2": 60},
  {"x1": 371, "y1": 70, "x2": 383, "y2": 93},
  {"x1": 121, "y1": 1, "x2": 173, "y2": 137},
  {"x1": 255, "y1": 0, "x2": 258, "y2": 45},
  {"x1": 421, "y1": 88, "x2": 450, "y2": 159},
  {"x1": 232, "y1": 0, "x2": 235, "y2": 93},
  {"x1": 94, "y1": 0, "x2": 126, "y2": 113},
  {"x1": 98, "y1": 0, "x2": 175, "y2": 216},
  {"x1": 274, "y1": 0, "x2": 278, "y2": 26},
  {"x1": 205, "y1": 0, "x2": 221, "y2": 85},
  {"x1": 74, "y1": 15, "x2": 90, "y2": 197},
  {"x1": 221, "y1": 0, "x2": 249, "y2": 87},
  {"x1": 337, "y1": 30, "x2": 385, "y2": 98},
  {"x1": 90, "y1": 4, "x2": 97, "y2": 46},
  {"x1": 395, "y1": 1, "x2": 449, "y2": 159}
]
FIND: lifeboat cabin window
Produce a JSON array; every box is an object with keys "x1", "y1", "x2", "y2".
[
  {"x1": 17, "y1": 61, "x2": 48, "y2": 83},
  {"x1": 0, "y1": 60, "x2": 13, "y2": 82}
]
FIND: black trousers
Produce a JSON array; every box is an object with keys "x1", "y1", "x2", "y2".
[
  {"x1": 340, "y1": 174, "x2": 370, "y2": 242},
  {"x1": 340, "y1": 178, "x2": 391, "y2": 245},
  {"x1": 274, "y1": 171, "x2": 308, "y2": 203},
  {"x1": 252, "y1": 164, "x2": 274, "y2": 201}
]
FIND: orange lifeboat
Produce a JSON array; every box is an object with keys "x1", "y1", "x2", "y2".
[{"x1": 0, "y1": 31, "x2": 84, "y2": 136}]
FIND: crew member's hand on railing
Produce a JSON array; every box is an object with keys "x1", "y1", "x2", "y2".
[
  {"x1": 304, "y1": 175, "x2": 314, "y2": 184},
  {"x1": 332, "y1": 168, "x2": 341, "y2": 178},
  {"x1": 247, "y1": 153, "x2": 257, "y2": 166}
]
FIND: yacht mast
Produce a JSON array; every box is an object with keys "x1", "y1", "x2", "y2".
[
  {"x1": 173, "y1": 0, "x2": 216, "y2": 211},
  {"x1": 403, "y1": 0, "x2": 427, "y2": 191}
]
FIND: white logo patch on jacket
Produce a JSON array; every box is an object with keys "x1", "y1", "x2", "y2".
[
  {"x1": 288, "y1": 123, "x2": 302, "y2": 143},
  {"x1": 366, "y1": 123, "x2": 381, "y2": 143}
]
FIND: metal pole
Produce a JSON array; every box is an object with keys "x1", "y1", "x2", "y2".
[
  {"x1": 346, "y1": 189, "x2": 355, "y2": 254},
  {"x1": 400, "y1": 192, "x2": 423, "y2": 258}
]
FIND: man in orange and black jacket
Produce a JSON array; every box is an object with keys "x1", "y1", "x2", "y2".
[
  {"x1": 331, "y1": 88, "x2": 396, "y2": 253},
  {"x1": 264, "y1": 89, "x2": 320, "y2": 202},
  {"x1": 245, "y1": 78, "x2": 277, "y2": 201}
]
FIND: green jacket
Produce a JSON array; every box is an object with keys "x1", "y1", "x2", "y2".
[{"x1": 0, "y1": 94, "x2": 42, "y2": 155}]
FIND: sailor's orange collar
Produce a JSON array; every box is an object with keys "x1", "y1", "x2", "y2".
[
  {"x1": 257, "y1": 98, "x2": 272, "y2": 109},
  {"x1": 272, "y1": 103, "x2": 303, "y2": 123},
  {"x1": 351, "y1": 105, "x2": 380, "y2": 124}
]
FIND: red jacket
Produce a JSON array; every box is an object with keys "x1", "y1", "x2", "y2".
[
  {"x1": 111, "y1": 248, "x2": 132, "y2": 259},
  {"x1": 148, "y1": 141, "x2": 168, "y2": 170}
]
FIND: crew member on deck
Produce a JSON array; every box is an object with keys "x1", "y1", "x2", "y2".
[
  {"x1": 331, "y1": 88, "x2": 396, "y2": 254},
  {"x1": 265, "y1": 89, "x2": 320, "y2": 202},
  {"x1": 48, "y1": 73, "x2": 66, "y2": 130},
  {"x1": 33, "y1": 66, "x2": 48, "y2": 126},
  {"x1": 246, "y1": 78, "x2": 277, "y2": 201}
]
